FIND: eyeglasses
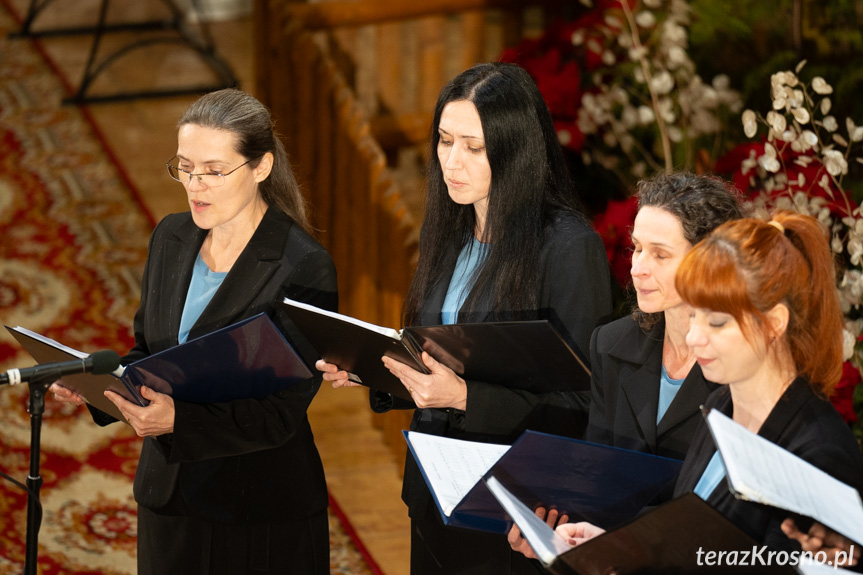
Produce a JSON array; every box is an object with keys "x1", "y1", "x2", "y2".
[{"x1": 165, "y1": 156, "x2": 255, "y2": 188}]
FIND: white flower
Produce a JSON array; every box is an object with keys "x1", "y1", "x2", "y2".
[
  {"x1": 843, "y1": 328, "x2": 857, "y2": 360},
  {"x1": 791, "y1": 107, "x2": 810, "y2": 124},
  {"x1": 758, "y1": 154, "x2": 781, "y2": 173},
  {"x1": 790, "y1": 89, "x2": 804, "y2": 108},
  {"x1": 643, "y1": 0, "x2": 662, "y2": 7},
  {"x1": 635, "y1": 11, "x2": 657, "y2": 28},
  {"x1": 823, "y1": 116, "x2": 839, "y2": 132},
  {"x1": 604, "y1": 15, "x2": 623, "y2": 29},
  {"x1": 823, "y1": 149, "x2": 848, "y2": 176},
  {"x1": 812, "y1": 76, "x2": 833, "y2": 94},
  {"x1": 821, "y1": 98, "x2": 832, "y2": 115},
  {"x1": 742, "y1": 109, "x2": 758, "y2": 138},
  {"x1": 557, "y1": 130, "x2": 572, "y2": 146},
  {"x1": 650, "y1": 70, "x2": 675, "y2": 95},
  {"x1": 767, "y1": 111, "x2": 787, "y2": 133},
  {"x1": 657, "y1": 98, "x2": 676, "y2": 123},
  {"x1": 847, "y1": 118, "x2": 863, "y2": 143},
  {"x1": 621, "y1": 106, "x2": 639, "y2": 129},
  {"x1": 668, "y1": 46, "x2": 689, "y2": 68},
  {"x1": 571, "y1": 29, "x2": 585, "y2": 46},
  {"x1": 628, "y1": 46, "x2": 647, "y2": 61},
  {"x1": 668, "y1": 126, "x2": 683, "y2": 142},
  {"x1": 801, "y1": 130, "x2": 819, "y2": 149},
  {"x1": 662, "y1": 20, "x2": 688, "y2": 48},
  {"x1": 849, "y1": 234, "x2": 863, "y2": 266},
  {"x1": 637, "y1": 105, "x2": 655, "y2": 125},
  {"x1": 602, "y1": 50, "x2": 616, "y2": 66}
]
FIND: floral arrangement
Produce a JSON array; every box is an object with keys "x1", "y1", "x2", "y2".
[
  {"x1": 501, "y1": 1, "x2": 863, "y2": 439},
  {"x1": 503, "y1": 0, "x2": 742, "y2": 190},
  {"x1": 716, "y1": 63, "x2": 863, "y2": 440},
  {"x1": 501, "y1": 0, "x2": 741, "y2": 287}
]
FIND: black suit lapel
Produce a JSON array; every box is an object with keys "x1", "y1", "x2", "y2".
[
  {"x1": 164, "y1": 217, "x2": 208, "y2": 346},
  {"x1": 615, "y1": 323, "x2": 663, "y2": 451}
]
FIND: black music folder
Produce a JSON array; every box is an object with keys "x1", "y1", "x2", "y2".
[
  {"x1": 6, "y1": 313, "x2": 312, "y2": 423},
  {"x1": 281, "y1": 297, "x2": 590, "y2": 402},
  {"x1": 487, "y1": 482, "x2": 797, "y2": 575},
  {"x1": 404, "y1": 429, "x2": 682, "y2": 534}
]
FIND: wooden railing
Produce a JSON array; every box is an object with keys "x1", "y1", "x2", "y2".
[{"x1": 253, "y1": 0, "x2": 568, "y2": 467}]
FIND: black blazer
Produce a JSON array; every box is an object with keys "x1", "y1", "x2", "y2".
[
  {"x1": 586, "y1": 316, "x2": 718, "y2": 460},
  {"x1": 674, "y1": 379, "x2": 863, "y2": 550},
  {"x1": 392, "y1": 211, "x2": 614, "y2": 519},
  {"x1": 109, "y1": 209, "x2": 337, "y2": 523}
]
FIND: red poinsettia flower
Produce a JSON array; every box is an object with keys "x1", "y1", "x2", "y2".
[
  {"x1": 592, "y1": 196, "x2": 639, "y2": 287},
  {"x1": 832, "y1": 361, "x2": 861, "y2": 424}
]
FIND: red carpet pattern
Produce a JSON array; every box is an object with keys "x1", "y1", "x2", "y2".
[{"x1": 0, "y1": 5, "x2": 380, "y2": 574}]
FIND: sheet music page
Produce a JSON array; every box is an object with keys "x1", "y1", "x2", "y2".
[
  {"x1": 485, "y1": 476, "x2": 572, "y2": 566},
  {"x1": 9, "y1": 326, "x2": 87, "y2": 358},
  {"x1": 406, "y1": 431, "x2": 510, "y2": 516},
  {"x1": 282, "y1": 297, "x2": 402, "y2": 339},
  {"x1": 706, "y1": 409, "x2": 863, "y2": 545}
]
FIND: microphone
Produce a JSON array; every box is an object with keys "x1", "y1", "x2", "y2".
[{"x1": 0, "y1": 350, "x2": 121, "y2": 386}]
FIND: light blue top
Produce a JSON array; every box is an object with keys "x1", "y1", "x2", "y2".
[
  {"x1": 441, "y1": 237, "x2": 489, "y2": 325},
  {"x1": 178, "y1": 253, "x2": 228, "y2": 344},
  {"x1": 656, "y1": 365, "x2": 686, "y2": 425},
  {"x1": 693, "y1": 450, "x2": 727, "y2": 500}
]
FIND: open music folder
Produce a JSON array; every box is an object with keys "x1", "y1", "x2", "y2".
[
  {"x1": 404, "y1": 429, "x2": 682, "y2": 534},
  {"x1": 486, "y1": 479, "x2": 805, "y2": 575},
  {"x1": 280, "y1": 297, "x2": 590, "y2": 402},
  {"x1": 705, "y1": 408, "x2": 863, "y2": 546},
  {"x1": 6, "y1": 313, "x2": 312, "y2": 423}
]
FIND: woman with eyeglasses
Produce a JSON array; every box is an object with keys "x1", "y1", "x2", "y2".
[{"x1": 50, "y1": 88, "x2": 337, "y2": 574}]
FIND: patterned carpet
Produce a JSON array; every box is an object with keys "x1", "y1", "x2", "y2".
[{"x1": 0, "y1": 5, "x2": 381, "y2": 574}]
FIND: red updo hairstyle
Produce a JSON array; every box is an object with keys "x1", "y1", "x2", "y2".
[{"x1": 675, "y1": 211, "x2": 842, "y2": 397}]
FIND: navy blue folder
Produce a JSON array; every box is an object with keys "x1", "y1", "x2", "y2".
[
  {"x1": 405, "y1": 429, "x2": 683, "y2": 535},
  {"x1": 7, "y1": 313, "x2": 312, "y2": 422}
]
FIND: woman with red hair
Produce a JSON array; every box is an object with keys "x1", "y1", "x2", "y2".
[
  {"x1": 545, "y1": 212, "x2": 863, "y2": 564},
  {"x1": 671, "y1": 211, "x2": 863, "y2": 550}
]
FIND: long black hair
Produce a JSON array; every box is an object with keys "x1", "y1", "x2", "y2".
[
  {"x1": 178, "y1": 88, "x2": 311, "y2": 234},
  {"x1": 403, "y1": 62, "x2": 584, "y2": 325}
]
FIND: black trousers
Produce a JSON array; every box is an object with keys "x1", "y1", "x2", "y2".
[
  {"x1": 410, "y1": 510, "x2": 548, "y2": 575},
  {"x1": 137, "y1": 505, "x2": 329, "y2": 575}
]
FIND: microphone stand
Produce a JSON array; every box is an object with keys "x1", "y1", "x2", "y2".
[{"x1": 22, "y1": 375, "x2": 53, "y2": 575}]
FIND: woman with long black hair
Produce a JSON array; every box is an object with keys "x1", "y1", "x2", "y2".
[{"x1": 319, "y1": 62, "x2": 612, "y2": 574}]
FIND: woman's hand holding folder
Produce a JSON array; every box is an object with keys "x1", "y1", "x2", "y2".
[{"x1": 382, "y1": 351, "x2": 467, "y2": 410}]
